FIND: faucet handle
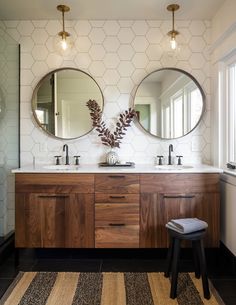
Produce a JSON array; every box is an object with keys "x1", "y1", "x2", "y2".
[
  {"x1": 156, "y1": 155, "x2": 164, "y2": 165},
  {"x1": 74, "y1": 155, "x2": 81, "y2": 165},
  {"x1": 54, "y1": 155, "x2": 62, "y2": 165},
  {"x1": 176, "y1": 155, "x2": 183, "y2": 165}
]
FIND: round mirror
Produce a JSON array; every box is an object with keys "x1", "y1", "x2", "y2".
[
  {"x1": 133, "y1": 68, "x2": 205, "y2": 139},
  {"x1": 32, "y1": 68, "x2": 104, "y2": 139}
]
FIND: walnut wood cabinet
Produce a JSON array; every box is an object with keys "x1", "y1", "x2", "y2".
[
  {"x1": 140, "y1": 173, "x2": 220, "y2": 248},
  {"x1": 15, "y1": 172, "x2": 220, "y2": 249},
  {"x1": 15, "y1": 173, "x2": 94, "y2": 248},
  {"x1": 94, "y1": 174, "x2": 140, "y2": 248}
]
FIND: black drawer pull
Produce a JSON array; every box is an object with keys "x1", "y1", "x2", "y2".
[
  {"x1": 109, "y1": 196, "x2": 126, "y2": 199},
  {"x1": 108, "y1": 175, "x2": 125, "y2": 178},
  {"x1": 109, "y1": 223, "x2": 125, "y2": 226},
  {"x1": 164, "y1": 195, "x2": 195, "y2": 199},
  {"x1": 38, "y1": 195, "x2": 69, "y2": 198}
]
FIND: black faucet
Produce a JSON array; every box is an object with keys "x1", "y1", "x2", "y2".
[
  {"x1": 168, "y1": 144, "x2": 173, "y2": 165},
  {"x1": 63, "y1": 144, "x2": 69, "y2": 165}
]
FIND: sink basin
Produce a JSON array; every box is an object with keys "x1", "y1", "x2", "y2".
[
  {"x1": 43, "y1": 165, "x2": 80, "y2": 170},
  {"x1": 155, "y1": 165, "x2": 194, "y2": 171}
]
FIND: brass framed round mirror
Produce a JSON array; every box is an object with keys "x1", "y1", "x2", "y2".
[
  {"x1": 133, "y1": 68, "x2": 205, "y2": 139},
  {"x1": 32, "y1": 68, "x2": 104, "y2": 140}
]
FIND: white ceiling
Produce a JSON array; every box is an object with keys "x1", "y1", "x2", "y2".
[{"x1": 0, "y1": 0, "x2": 225, "y2": 20}]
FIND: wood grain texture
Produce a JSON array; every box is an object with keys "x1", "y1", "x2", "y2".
[
  {"x1": 95, "y1": 203, "x2": 139, "y2": 226},
  {"x1": 140, "y1": 173, "x2": 220, "y2": 193},
  {"x1": 95, "y1": 193, "x2": 139, "y2": 204},
  {"x1": 95, "y1": 174, "x2": 139, "y2": 194},
  {"x1": 15, "y1": 173, "x2": 94, "y2": 193},
  {"x1": 95, "y1": 225, "x2": 139, "y2": 248}
]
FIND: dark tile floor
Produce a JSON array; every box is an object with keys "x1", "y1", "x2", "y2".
[{"x1": 0, "y1": 248, "x2": 235, "y2": 305}]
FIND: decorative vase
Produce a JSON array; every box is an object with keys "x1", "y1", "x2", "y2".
[{"x1": 106, "y1": 148, "x2": 119, "y2": 165}]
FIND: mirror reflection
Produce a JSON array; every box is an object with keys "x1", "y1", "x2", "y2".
[
  {"x1": 32, "y1": 68, "x2": 103, "y2": 139},
  {"x1": 134, "y1": 68, "x2": 204, "y2": 139}
]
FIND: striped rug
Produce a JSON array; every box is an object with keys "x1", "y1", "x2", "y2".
[{"x1": 1, "y1": 272, "x2": 224, "y2": 305}]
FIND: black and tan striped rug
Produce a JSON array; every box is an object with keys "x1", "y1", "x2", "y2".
[{"x1": 1, "y1": 272, "x2": 224, "y2": 305}]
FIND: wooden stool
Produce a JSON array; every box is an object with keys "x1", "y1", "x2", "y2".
[{"x1": 164, "y1": 228, "x2": 210, "y2": 299}]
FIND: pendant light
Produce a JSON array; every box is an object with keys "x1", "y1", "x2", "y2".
[
  {"x1": 57, "y1": 4, "x2": 71, "y2": 51},
  {"x1": 167, "y1": 4, "x2": 180, "y2": 50}
]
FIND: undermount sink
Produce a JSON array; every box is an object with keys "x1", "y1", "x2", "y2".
[
  {"x1": 43, "y1": 164, "x2": 80, "y2": 170},
  {"x1": 155, "y1": 165, "x2": 194, "y2": 171}
]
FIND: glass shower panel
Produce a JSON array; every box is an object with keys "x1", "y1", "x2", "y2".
[{"x1": 0, "y1": 24, "x2": 19, "y2": 237}]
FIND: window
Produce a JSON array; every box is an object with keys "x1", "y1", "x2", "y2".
[{"x1": 228, "y1": 62, "x2": 236, "y2": 162}]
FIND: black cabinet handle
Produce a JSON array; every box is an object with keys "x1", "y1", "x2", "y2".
[
  {"x1": 108, "y1": 223, "x2": 125, "y2": 226},
  {"x1": 38, "y1": 195, "x2": 69, "y2": 198},
  {"x1": 163, "y1": 195, "x2": 195, "y2": 199},
  {"x1": 108, "y1": 175, "x2": 125, "y2": 178},
  {"x1": 109, "y1": 195, "x2": 126, "y2": 199}
]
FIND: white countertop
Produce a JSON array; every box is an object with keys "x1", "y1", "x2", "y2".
[{"x1": 12, "y1": 163, "x2": 223, "y2": 174}]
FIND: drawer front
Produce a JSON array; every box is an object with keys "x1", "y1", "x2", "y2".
[
  {"x1": 95, "y1": 203, "x2": 139, "y2": 226},
  {"x1": 95, "y1": 193, "x2": 139, "y2": 204},
  {"x1": 95, "y1": 225, "x2": 139, "y2": 248},
  {"x1": 95, "y1": 174, "x2": 139, "y2": 193}
]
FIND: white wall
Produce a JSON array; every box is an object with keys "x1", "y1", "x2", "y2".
[{"x1": 4, "y1": 19, "x2": 212, "y2": 167}]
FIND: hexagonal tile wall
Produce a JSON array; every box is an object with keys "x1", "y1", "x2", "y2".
[{"x1": 4, "y1": 18, "x2": 211, "y2": 166}]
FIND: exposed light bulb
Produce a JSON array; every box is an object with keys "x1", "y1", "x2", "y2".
[
  {"x1": 61, "y1": 37, "x2": 68, "y2": 50},
  {"x1": 170, "y1": 37, "x2": 177, "y2": 50}
]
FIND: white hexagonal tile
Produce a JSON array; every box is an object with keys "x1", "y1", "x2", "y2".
[
  {"x1": 31, "y1": 28, "x2": 48, "y2": 44},
  {"x1": 118, "y1": 143, "x2": 135, "y2": 161},
  {"x1": 74, "y1": 21, "x2": 91, "y2": 36},
  {"x1": 103, "y1": 86, "x2": 120, "y2": 102},
  {"x1": 146, "y1": 28, "x2": 163, "y2": 44},
  {"x1": 189, "y1": 36, "x2": 206, "y2": 52},
  {"x1": 176, "y1": 45, "x2": 191, "y2": 61},
  {"x1": 117, "y1": 78, "x2": 134, "y2": 94},
  {"x1": 89, "y1": 28, "x2": 105, "y2": 43},
  {"x1": 21, "y1": 70, "x2": 34, "y2": 86},
  {"x1": 90, "y1": 20, "x2": 105, "y2": 27},
  {"x1": 118, "y1": 20, "x2": 134, "y2": 27},
  {"x1": 131, "y1": 135, "x2": 149, "y2": 151},
  {"x1": 6, "y1": 28, "x2": 20, "y2": 42},
  {"x1": 117, "y1": 61, "x2": 135, "y2": 77},
  {"x1": 103, "y1": 36, "x2": 120, "y2": 52},
  {"x1": 46, "y1": 53, "x2": 63, "y2": 69},
  {"x1": 74, "y1": 53, "x2": 92, "y2": 69},
  {"x1": 21, "y1": 119, "x2": 34, "y2": 135},
  {"x1": 131, "y1": 69, "x2": 146, "y2": 85},
  {"x1": 19, "y1": 36, "x2": 34, "y2": 53},
  {"x1": 21, "y1": 53, "x2": 34, "y2": 69},
  {"x1": 117, "y1": 94, "x2": 131, "y2": 110},
  {"x1": 132, "y1": 53, "x2": 148, "y2": 69},
  {"x1": 45, "y1": 20, "x2": 61, "y2": 35},
  {"x1": 117, "y1": 45, "x2": 134, "y2": 60},
  {"x1": 21, "y1": 86, "x2": 33, "y2": 103},
  {"x1": 117, "y1": 28, "x2": 135, "y2": 43},
  {"x1": 17, "y1": 21, "x2": 34, "y2": 36},
  {"x1": 89, "y1": 45, "x2": 105, "y2": 60},
  {"x1": 32, "y1": 45, "x2": 48, "y2": 61},
  {"x1": 131, "y1": 36, "x2": 149, "y2": 52},
  {"x1": 21, "y1": 135, "x2": 35, "y2": 151},
  {"x1": 103, "y1": 21, "x2": 120, "y2": 35},
  {"x1": 32, "y1": 20, "x2": 47, "y2": 28},
  {"x1": 103, "y1": 53, "x2": 120, "y2": 68},
  {"x1": 89, "y1": 61, "x2": 106, "y2": 77},
  {"x1": 189, "y1": 21, "x2": 205, "y2": 36},
  {"x1": 104, "y1": 102, "x2": 121, "y2": 119},
  {"x1": 132, "y1": 21, "x2": 148, "y2": 35},
  {"x1": 31, "y1": 61, "x2": 48, "y2": 77},
  {"x1": 103, "y1": 69, "x2": 120, "y2": 85},
  {"x1": 189, "y1": 53, "x2": 205, "y2": 69},
  {"x1": 75, "y1": 36, "x2": 91, "y2": 52},
  {"x1": 146, "y1": 44, "x2": 162, "y2": 61},
  {"x1": 191, "y1": 135, "x2": 206, "y2": 152}
]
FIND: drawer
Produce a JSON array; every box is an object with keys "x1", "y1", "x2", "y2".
[
  {"x1": 95, "y1": 225, "x2": 139, "y2": 248},
  {"x1": 95, "y1": 193, "x2": 139, "y2": 204},
  {"x1": 95, "y1": 203, "x2": 139, "y2": 226},
  {"x1": 95, "y1": 174, "x2": 139, "y2": 193}
]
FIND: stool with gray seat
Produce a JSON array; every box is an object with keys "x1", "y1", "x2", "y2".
[{"x1": 165, "y1": 223, "x2": 210, "y2": 299}]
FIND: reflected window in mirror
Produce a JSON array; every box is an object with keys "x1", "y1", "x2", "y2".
[
  {"x1": 32, "y1": 68, "x2": 104, "y2": 140},
  {"x1": 133, "y1": 68, "x2": 205, "y2": 139}
]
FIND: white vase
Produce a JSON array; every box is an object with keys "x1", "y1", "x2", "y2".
[{"x1": 106, "y1": 149, "x2": 119, "y2": 165}]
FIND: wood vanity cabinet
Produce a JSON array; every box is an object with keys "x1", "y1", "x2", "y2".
[
  {"x1": 94, "y1": 174, "x2": 140, "y2": 248},
  {"x1": 140, "y1": 173, "x2": 220, "y2": 248},
  {"x1": 15, "y1": 173, "x2": 94, "y2": 248}
]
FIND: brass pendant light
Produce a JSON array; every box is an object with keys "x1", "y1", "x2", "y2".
[
  {"x1": 167, "y1": 4, "x2": 180, "y2": 50},
  {"x1": 57, "y1": 4, "x2": 70, "y2": 51}
]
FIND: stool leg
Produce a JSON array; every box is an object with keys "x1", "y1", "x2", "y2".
[
  {"x1": 165, "y1": 236, "x2": 174, "y2": 278},
  {"x1": 170, "y1": 238, "x2": 180, "y2": 299},
  {"x1": 192, "y1": 241, "x2": 200, "y2": 279},
  {"x1": 196, "y1": 239, "x2": 210, "y2": 299}
]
